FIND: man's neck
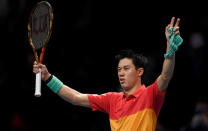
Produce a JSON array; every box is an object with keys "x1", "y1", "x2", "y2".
[{"x1": 124, "y1": 82, "x2": 142, "y2": 96}]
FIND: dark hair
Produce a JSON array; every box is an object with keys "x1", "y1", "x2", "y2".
[{"x1": 115, "y1": 49, "x2": 148, "y2": 69}]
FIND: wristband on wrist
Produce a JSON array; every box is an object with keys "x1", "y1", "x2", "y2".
[
  {"x1": 46, "y1": 75, "x2": 63, "y2": 93},
  {"x1": 45, "y1": 75, "x2": 53, "y2": 84}
]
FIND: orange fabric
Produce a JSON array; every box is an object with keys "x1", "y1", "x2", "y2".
[{"x1": 110, "y1": 109, "x2": 157, "y2": 131}]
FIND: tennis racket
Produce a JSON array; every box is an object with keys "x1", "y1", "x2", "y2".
[{"x1": 28, "y1": 1, "x2": 53, "y2": 97}]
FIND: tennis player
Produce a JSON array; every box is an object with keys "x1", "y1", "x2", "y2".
[{"x1": 33, "y1": 17, "x2": 181, "y2": 131}]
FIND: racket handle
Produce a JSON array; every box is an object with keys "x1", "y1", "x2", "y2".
[{"x1": 35, "y1": 68, "x2": 42, "y2": 97}]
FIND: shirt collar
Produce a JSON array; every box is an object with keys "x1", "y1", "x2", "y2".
[{"x1": 123, "y1": 84, "x2": 146, "y2": 98}]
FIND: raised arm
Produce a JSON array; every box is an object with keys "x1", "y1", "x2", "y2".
[
  {"x1": 57, "y1": 84, "x2": 90, "y2": 108},
  {"x1": 33, "y1": 61, "x2": 91, "y2": 108},
  {"x1": 157, "y1": 17, "x2": 181, "y2": 92}
]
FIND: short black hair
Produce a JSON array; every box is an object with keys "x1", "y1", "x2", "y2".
[{"x1": 115, "y1": 49, "x2": 148, "y2": 69}]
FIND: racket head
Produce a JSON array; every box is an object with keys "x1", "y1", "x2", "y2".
[{"x1": 28, "y1": 1, "x2": 53, "y2": 51}]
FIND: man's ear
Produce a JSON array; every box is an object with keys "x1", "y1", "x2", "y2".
[{"x1": 137, "y1": 68, "x2": 144, "y2": 77}]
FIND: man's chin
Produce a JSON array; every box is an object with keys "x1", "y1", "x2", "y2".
[{"x1": 121, "y1": 86, "x2": 129, "y2": 91}]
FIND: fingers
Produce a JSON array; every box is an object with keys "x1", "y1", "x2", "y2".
[
  {"x1": 173, "y1": 27, "x2": 180, "y2": 35},
  {"x1": 174, "y1": 27, "x2": 179, "y2": 31},
  {"x1": 174, "y1": 31, "x2": 180, "y2": 35},
  {"x1": 33, "y1": 61, "x2": 44, "y2": 74},
  {"x1": 33, "y1": 64, "x2": 40, "y2": 74},
  {"x1": 167, "y1": 17, "x2": 181, "y2": 35},
  {"x1": 169, "y1": 17, "x2": 180, "y2": 28},
  {"x1": 170, "y1": 17, "x2": 175, "y2": 27},
  {"x1": 174, "y1": 18, "x2": 180, "y2": 28},
  {"x1": 166, "y1": 24, "x2": 171, "y2": 30}
]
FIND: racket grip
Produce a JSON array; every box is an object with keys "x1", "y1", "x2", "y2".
[{"x1": 35, "y1": 68, "x2": 42, "y2": 97}]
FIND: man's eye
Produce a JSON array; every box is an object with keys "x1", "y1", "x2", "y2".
[{"x1": 124, "y1": 67, "x2": 129, "y2": 70}]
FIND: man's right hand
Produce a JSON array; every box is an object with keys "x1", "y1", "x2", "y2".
[
  {"x1": 33, "y1": 61, "x2": 51, "y2": 82},
  {"x1": 33, "y1": 61, "x2": 91, "y2": 108}
]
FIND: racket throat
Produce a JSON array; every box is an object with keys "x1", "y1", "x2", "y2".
[{"x1": 40, "y1": 48, "x2": 46, "y2": 63}]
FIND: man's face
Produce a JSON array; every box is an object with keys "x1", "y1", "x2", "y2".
[{"x1": 118, "y1": 58, "x2": 138, "y2": 91}]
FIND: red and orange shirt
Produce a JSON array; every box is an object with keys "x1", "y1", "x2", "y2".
[{"x1": 88, "y1": 80, "x2": 166, "y2": 131}]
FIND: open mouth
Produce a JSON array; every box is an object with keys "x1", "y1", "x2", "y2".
[{"x1": 119, "y1": 78, "x2": 125, "y2": 84}]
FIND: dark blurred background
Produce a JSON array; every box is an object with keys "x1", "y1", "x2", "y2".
[{"x1": 1, "y1": 0, "x2": 208, "y2": 131}]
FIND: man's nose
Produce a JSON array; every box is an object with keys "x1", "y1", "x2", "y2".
[{"x1": 118, "y1": 69, "x2": 125, "y2": 76}]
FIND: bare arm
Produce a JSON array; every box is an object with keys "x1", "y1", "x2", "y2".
[
  {"x1": 157, "y1": 17, "x2": 180, "y2": 92},
  {"x1": 33, "y1": 61, "x2": 91, "y2": 108},
  {"x1": 157, "y1": 48, "x2": 175, "y2": 92},
  {"x1": 57, "y1": 84, "x2": 91, "y2": 108}
]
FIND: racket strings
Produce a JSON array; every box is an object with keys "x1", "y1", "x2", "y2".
[{"x1": 32, "y1": 3, "x2": 50, "y2": 49}]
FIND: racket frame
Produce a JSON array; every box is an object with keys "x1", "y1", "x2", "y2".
[{"x1": 28, "y1": 1, "x2": 53, "y2": 97}]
